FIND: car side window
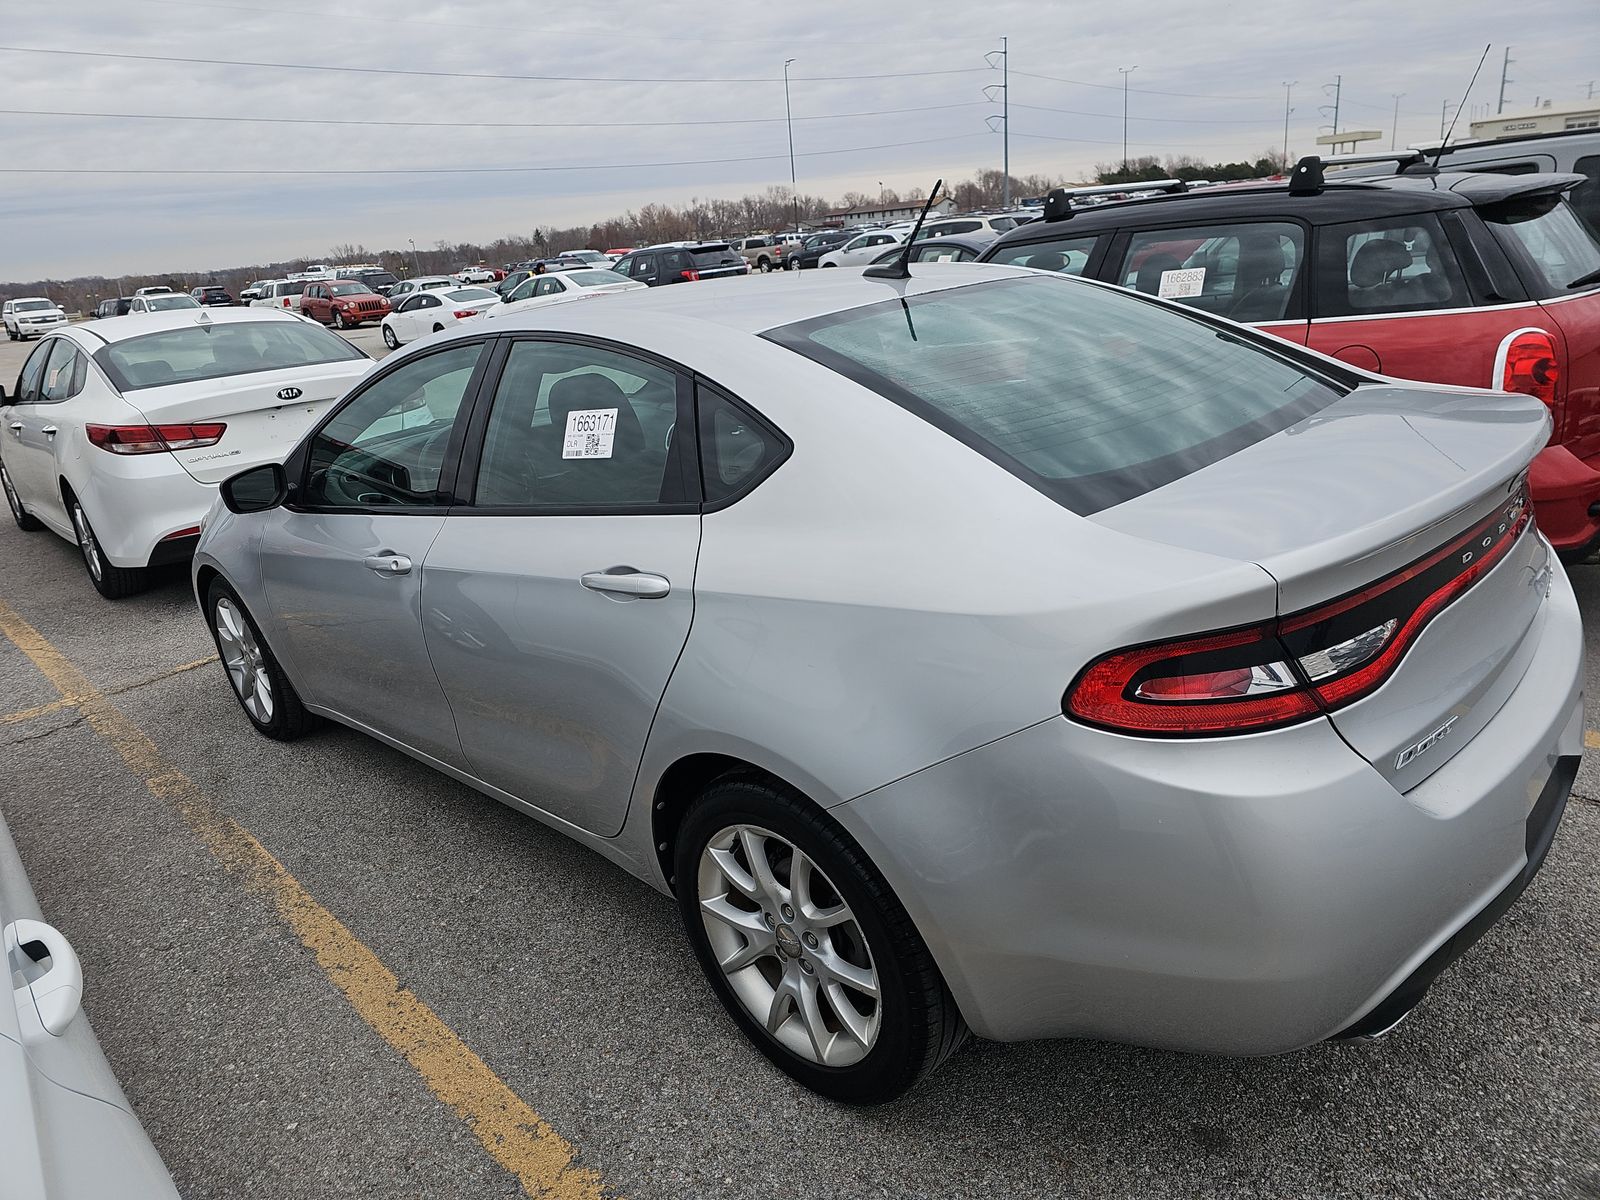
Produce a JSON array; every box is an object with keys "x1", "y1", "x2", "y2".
[
  {"x1": 1315, "y1": 214, "x2": 1470, "y2": 318},
  {"x1": 985, "y1": 235, "x2": 1100, "y2": 276},
  {"x1": 40, "y1": 340, "x2": 84, "y2": 403},
  {"x1": 14, "y1": 339, "x2": 53, "y2": 403},
  {"x1": 1116, "y1": 221, "x2": 1305, "y2": 323},
  {"x1": 535, "y1": 277, "x2": 564, "y2": 297},
  {"x1": 471, "y1": 340, "x2": 688, "y2": 509},
  {"x1": 302, "y1": 342, "x2": 484, "y2": 509},
  {"x1": 696, "y1": 383, "x2": 788, "y2": 506},
  {"x1": 418, "y1": 294, "x2": 442, "y2": 309},
  {"x1": 917, "y1": 244, "x2": 976, "y2": 262},
  {"x1": 1572, "y1": 155, "x2": 1600, "y2": 234}
]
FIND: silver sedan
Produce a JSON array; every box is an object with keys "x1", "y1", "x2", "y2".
[{"x1": 192, "y1": 264, "x2": 1583, "y2": 1103}]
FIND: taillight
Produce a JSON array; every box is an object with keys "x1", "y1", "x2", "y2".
[
  {"x1": 86, "y1": 423, "x2": 227, "y2": 454},
  {"x1": 282, "y1": 298, "x2": 292, "y2": 307},
  {"x1": 452, "y1": 309, "x2": 477, "y2": 319},
  {"x1": 680, "y1": 269, "x2": 701, "y2": 281},
  {"x1": 1497, "y1": 327, "x2": 1560, "y2": 407},
  {"x1": 1066, "y1": 481, "x2": 1532, "y2": 736}
]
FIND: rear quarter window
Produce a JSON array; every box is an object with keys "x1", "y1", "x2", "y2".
[
  {"x1": 985, "y1": 235, "x2": 1100, "y2": 276},
  {"x1": 765, "y1": 276, "x2": 1347, "y2": 514},
  {"x1": 1481, "y1": 193, "x2": 1600, "y2": 295},
  {"x1": 1313, "y1": 214, "x2": 1470, "y2": 317}
]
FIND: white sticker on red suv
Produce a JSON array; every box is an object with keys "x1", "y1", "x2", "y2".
[{"x1": 1158, "y1": 268, "x2": 1206, "y2": 299}]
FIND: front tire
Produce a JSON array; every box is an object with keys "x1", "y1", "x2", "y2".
[
  {"x1": 2, "y1": 461, "x2": 43, "y2": 531},
  {"x1": 69, "y1": 494, "x2": 148, "y2": 599},
  {"x1": 675, "y1": 776, "x2": 967, "y2": 1104},
  {"x1": 205, "y1": 579, "x2": 317, "y2": 740},
  {"x1": 382, "y1": 324, "x2": 400, "y2": 349},
  {"x1": 333, "y1": 310, "x2": 348, "y2": 329}
]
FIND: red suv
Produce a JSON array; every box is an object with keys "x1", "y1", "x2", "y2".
[
  {"x1": 980, "y1": 155, "x2": 1600, "y2": 556},
  {"x1": 299, "y1": 279, "x2": 391, "y2": 329}
]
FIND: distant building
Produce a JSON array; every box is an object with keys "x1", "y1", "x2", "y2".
[
  {"x1": 1469, "y1": 100, "x2": 1600, "y2": 140},
  {"x1": 825, "y1": 197, "x2": 959, "y2": 224}
]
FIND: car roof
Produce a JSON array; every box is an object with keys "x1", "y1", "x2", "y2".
[
  {"x1": 998, "y1": 167, "x2": 1585, "y2": 238},
  {"x1": 10, "y1": 297, "x2": 56, "y2": 304},
  {"x1": 66, "y1": 306, "x2": 309, "y2": 344},
  {"x1": 473, "y1": 262, "x2": 1027, "y2": 340}
]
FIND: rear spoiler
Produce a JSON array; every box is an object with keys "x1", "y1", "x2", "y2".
[{"x1": 1444, "y1": 172, "x2": 1587, "y2": 206}]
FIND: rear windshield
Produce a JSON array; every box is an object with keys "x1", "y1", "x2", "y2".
[
  {"x1": 691, "y1": 249, "x2": 742, "y2": 268},
  {"x1": 445, "y1": 288, "x2": 497, "y2": 302},
  {"x1": 569, "y1": 269, "x2": 626, "y2": 286},
  {"x1": 765, "y1": 276, "x2": 1348, "y2": 514},
  {"x1": 97, "y1": 321, "x2": 365, "y2": 391},
  {"x1": 145, "y1": 295, "x2": 200, "y2": 310},
  {"x1": 329, "y1": 283, "x2": 373, "y2": 296},
  {"x1": 1483, "y1": 194, "x2": 1600, "y2": 294}
]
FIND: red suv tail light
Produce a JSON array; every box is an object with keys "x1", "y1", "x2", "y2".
[
  {"x1": 86, "y1": 423, "x2": 227, "y2": 455},
  {"x1": 1065, "y1": 482, "x2": 1532, "y2": 736},
  {"x1": 1497, "y1": 327, "x2": 1560, "y2": 407},
  {"x1": 680, "y1": 269, "x2": 701, "y2": 281}
]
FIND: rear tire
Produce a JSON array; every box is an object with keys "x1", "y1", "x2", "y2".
[
  {"x1": 68, "y1": 493, "x2": 149, "y2": 599},
  {"x1": 2, "y1": 462, "x2": 43, "y2": 531},
  {"x1": 382, "y1": 324, "x2": 400, "y2": 349},
  {"x1": 675, "y1": 775, "x2": 967, "y2": 1105},
  {"x1": 205, "y1": 578, "x2": 317, "y2": 740}
]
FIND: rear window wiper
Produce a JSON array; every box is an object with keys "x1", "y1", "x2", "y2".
[{"x1": 1567, "y1": 266, "x2": 1600, "y2": 290}]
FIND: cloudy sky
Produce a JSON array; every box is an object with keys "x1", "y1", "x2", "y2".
[{"x1": 2, "y1": 0, "x2": 1594, "y2": 281}]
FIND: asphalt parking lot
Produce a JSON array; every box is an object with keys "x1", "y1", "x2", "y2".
[{"x1": 0, "y1": 325, "x2": 1597, "y2": 1199}]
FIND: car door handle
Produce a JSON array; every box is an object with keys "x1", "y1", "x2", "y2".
[
  {"x1": 42, "y1": 426, "x2": 57, "y2": 437},
  {"x1": 4, "y1": 918, "x2": 83, "y2": 1036},
  {"x1": 363, "y1": 553, "x2": 412, "y2": 575},
  {"x1": 8, "y1": 422, "x2": 20, "y2": 437},
  {"x1": 581, "y1": 569, "x2": 670, "y2": 599}
]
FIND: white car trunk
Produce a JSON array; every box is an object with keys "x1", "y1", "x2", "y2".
[{"x1": 122, "y1": 360, "x2": 371, "y2": 483}]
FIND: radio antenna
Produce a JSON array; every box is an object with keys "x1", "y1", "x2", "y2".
[
  {"x1": 1432, "y1": 44, "x2": 1492, "y2": 171},
  {"x1": 865, "y1": 179, "x2": 944, "y2": 281}
]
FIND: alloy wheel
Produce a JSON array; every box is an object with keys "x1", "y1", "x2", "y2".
[
  {"x1": 383, "y1": 325, "x2": 399, "y2": 349},
  {"x1": 2, "y1": 464, "x2": 22, "y2": 521},
  {"x1": 71, "y1": 503, "x2": 102, "y2": 582},
  {"x1": 212, "y1": 596, "x2": 275, "y2": 723},
  {"x1": 697, "y1": 823, "x2": 881, "y2": 1067}
]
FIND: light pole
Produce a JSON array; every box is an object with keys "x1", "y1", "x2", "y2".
[
  {"x1": 407, "y1": 238, "x2": 421, "y2": 277},
  {"x1": 1281, "y1": 81, "x2": 1296, "y2": 170},
  {"x1": 783, "y1": 59, "x2": 799, "y2": 238},
  {"x1": 1118, "y1": 66, "x2": 1138, "y2": 173},
  {"x1": 1390, "y1": 92, "x2": 1405, "y2": 149}
]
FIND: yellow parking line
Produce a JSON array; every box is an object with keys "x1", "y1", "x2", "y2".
[
  {"x1": 0, "y1": 600, "x2": 607, "y2": 1200},
  {"x1": 0, "y1": 654, "x2": 219, "y2": 726},
  {"x1": 1587, "y1": 730, "x2": 1600, "y2": 750}
]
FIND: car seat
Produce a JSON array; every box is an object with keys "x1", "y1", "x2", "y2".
[
  {"x1": 1347, "y1": 239, "x2": 1413, "y2": 309},
  {"x1": 1133, "y1": 252, "x2": 1185, "y2": 295},
  {"x1": 1226, "y1": 236, "x2": 1293, "y2": 322}
]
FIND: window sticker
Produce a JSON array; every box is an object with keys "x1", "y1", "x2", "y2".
[
  {"x1": 1158, "y1": 267, "x2": 1206, "y2": 299},
  {"x1": 562, "y1": 408, "x2": 618, "y2": 459}
]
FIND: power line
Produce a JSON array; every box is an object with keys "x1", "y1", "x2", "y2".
[
  {"x1": 0, "y1": 43, "x2": 989, "y2": 84},
  {"x1": 121, "y1": 0, "x2": 980, "y2": 48},
  {"x1": 0, "y1": 132, "x2": 990, "y2": 175},
  {"x1": 1009, "y1": 101, "x2": 1268, "y2": 125},
  {"x1": 0, "y1": 101, "x2": 989, "y2": 131},
  {"x1": 1009, "y1": 69, "x2": 1270, "y2": 102}
]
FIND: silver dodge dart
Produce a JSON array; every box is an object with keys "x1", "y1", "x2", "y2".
[{"x1": 192, "y1": 264, "x2": 1582, "y2": 1103}]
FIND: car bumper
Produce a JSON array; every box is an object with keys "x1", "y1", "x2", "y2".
[
  {"x1": 1529, "y1": 442, "x2": 1600, "y2": 553},
  {"x1": 76, "y1": 455, "x2": 215, "y2": 568},
  {"x1": 832, "y1": 560, "x2": 1584, "y2": 1052}
]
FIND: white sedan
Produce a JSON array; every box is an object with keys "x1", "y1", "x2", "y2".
[
  {"x1": 383, "y1": 276, "x2": 460, "y2": 305},
  {"x1": 818, "y1": 230, "x2": 904, "y2": 268},
  {"x1": 127, "y1": 293, "x2": 201, "y2": 314},
  {"x1": 478, "y1": 269, "x2": 644, "y2": 322},
  {"x1": 380, "y1": 286, "x2": 502, "y2": 348},
  {"x1": 0, "y1": 308, "x2": 372, "y2": 598}
]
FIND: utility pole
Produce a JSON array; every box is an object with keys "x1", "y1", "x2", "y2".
[
  {"x1": 1440, "y1": 100, "x2": 1458, "y2": 139},
  {"x1": 1281, "y1": 81, "x2": 1296, "y2": 169},
  {"x1": 783, "y1": 59, "x2": 799, "y2": 238},
  {"x1": 407, "y1": 238, "x2": 420, "y2": 277},
  {"x1": 1390, "y1": 92, "x2": 1405, "y2": 149},
  {"x1": 1498, "y1": 47, "x2": 1514, "y2": 114},
  {"x1": 1118, "y1": 65, "x2": 1138, "y2": 172},
  {"x1": 1327, "y1": 74, "x2": 1342, "y2": 142},
  {"x1": 984, "y1": 40, "x2": 1010, "y2": 206}
]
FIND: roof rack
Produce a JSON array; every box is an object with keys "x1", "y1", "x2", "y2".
[
  {"x1": 1287, "y1": 150, "x2": 1429, "y2": 195},
  {"x1": 1041, "y1": 179, "x2": 1187, "y2": 222}
]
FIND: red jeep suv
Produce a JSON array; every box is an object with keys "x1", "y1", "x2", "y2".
[
  {"x1": 980, "y1": 155, "x2": 1600, "y2": 556},
  {"x1": 300, "y1": 279, "x2": 391, "y2": 329}
]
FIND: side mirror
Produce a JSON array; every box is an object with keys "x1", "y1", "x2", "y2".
[{"x1": 220, "y1": 462, "x2": 288, "y2": 514}]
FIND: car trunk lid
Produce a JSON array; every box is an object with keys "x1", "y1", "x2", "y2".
[
  {"x1": 1094, "y1": 382, "x2": 1553, "y2": 789},
  {"x1": 121, "y1": 360, "x2": 371, "y2": 483}
]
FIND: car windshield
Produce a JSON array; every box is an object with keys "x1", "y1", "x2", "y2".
[
  {"x1": 16, "y1": 300, "x2": 53, "y2": 311},
  {"x1": 569, "y1": 269, "x2": 626, "y2": 286},
  {"x1": 445, "y1": 288, "x2": 497, "y2": 302},
  {"x1": 1483, "y1": 194, "x2": 1600, "y2": 293},
  {"x1": 146, "y1": 295, "x2": 200, "y2": 310},
  {"x1": 766, "y1": 276, "x2": 1348, "y2": 514},
  {"x1": 330, "y1": 283, "x2": 373, "y2": 296},
  {"x1": 98, "y1": 321, "x2": 365, "y2": 391}
]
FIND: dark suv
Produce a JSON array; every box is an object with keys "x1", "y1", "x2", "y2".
[
  {"x1": 339, "y1": 268, "x2": 399, "y2": 296},
  {"x1": 786, "y1": 229, "x2": 852, "y2": 270},
  {"x1": 978, "y1": 154, "x2": 1600, "y2": 556},
  {"x1": 611, "y1": 243, "x2": 748, "y2": 286},
  {"x1": 93, "y1": 297, "x2": 133, "y2": 319},
  {"x1": 190, "y1": 284, "x2": 235, "y2": 306}
]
